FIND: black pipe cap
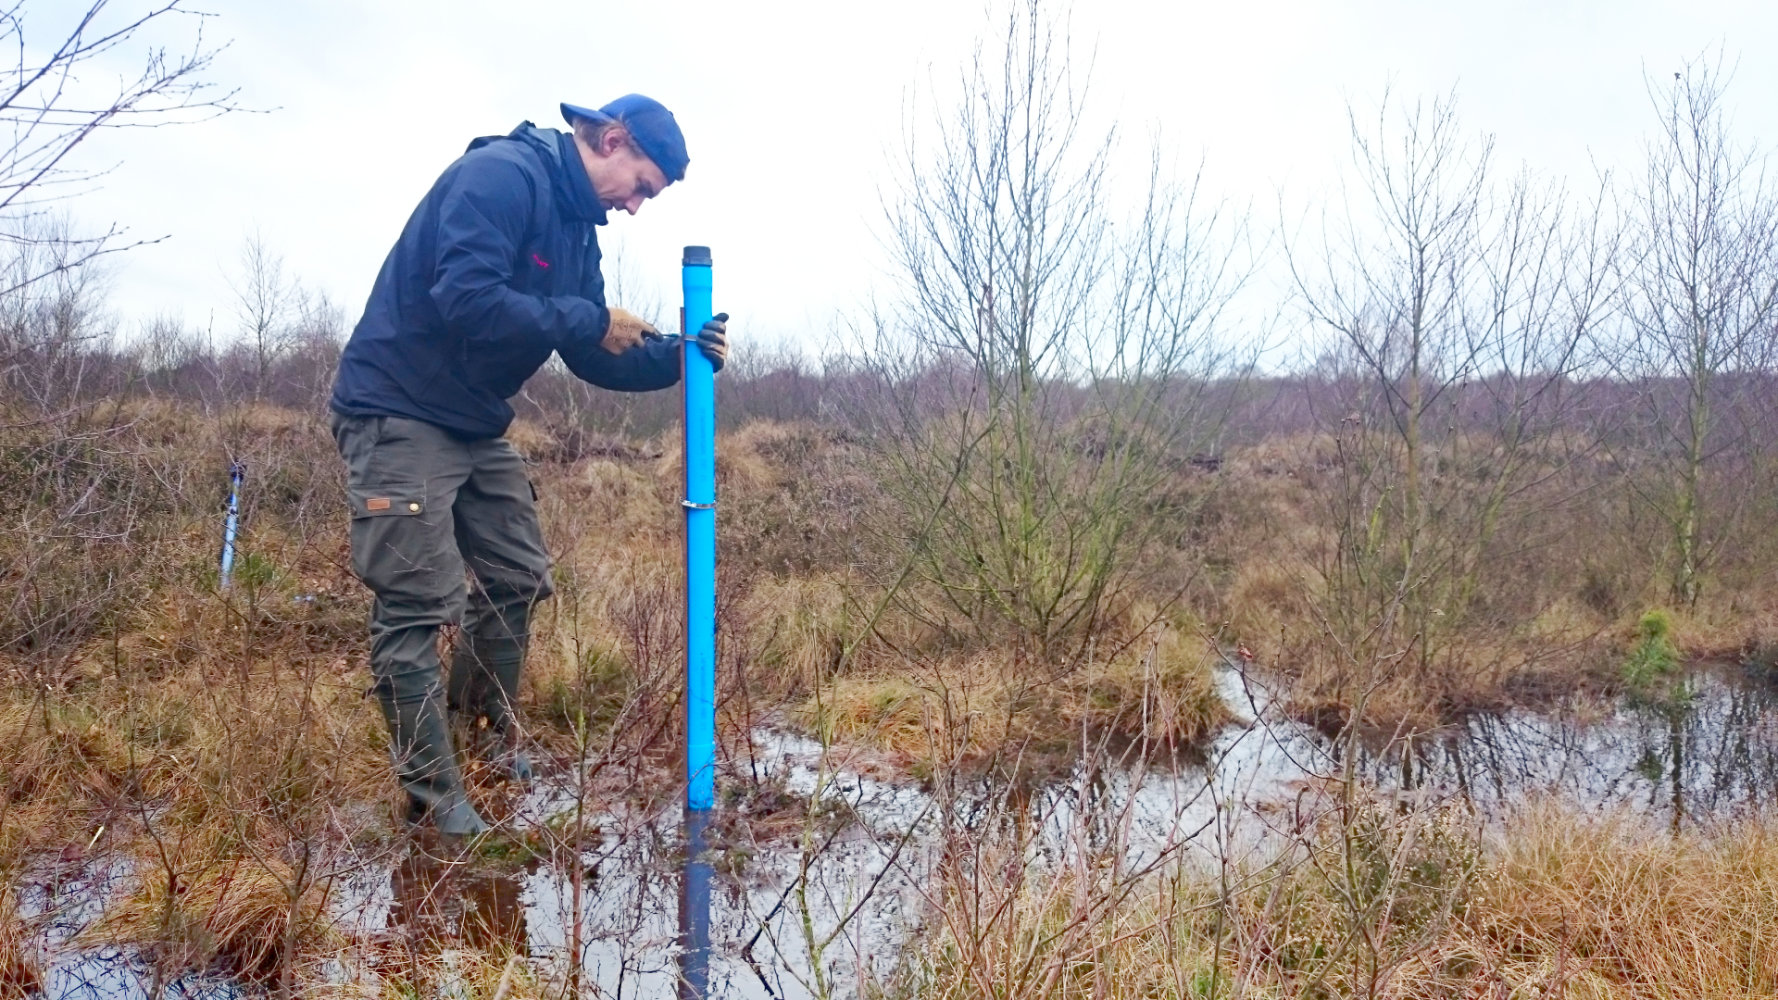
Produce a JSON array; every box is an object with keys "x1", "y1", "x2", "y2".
[{"x1": 683, "y1": 245, "x2": 712, "y2": 267}]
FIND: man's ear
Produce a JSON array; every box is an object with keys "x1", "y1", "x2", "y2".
[{"x1": 598, "y1": 127, "x2": 630, "y2": 158}]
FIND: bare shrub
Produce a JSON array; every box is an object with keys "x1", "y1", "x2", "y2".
[
  {"x1": 1611, "y1": 53, "x2": 1778, "y2": 608},
  {"x1": 1283, "y1": 90, "x2": 1619, "y2": 721},
  {"x1": 867, "y1": 0, "x2": 1251, "y2": 679},
  {"x1": 0, "y1": 0, "x2": 240, "y2": 291}
]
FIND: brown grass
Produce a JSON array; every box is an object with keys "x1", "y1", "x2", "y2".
[
  {"x1": 796, "y1": 622, "x2": 1230, "y2": 773},
  {"x1": 10, "y1": 397, "x2": 1778, "y2": 995},
  {"x1": 1457, "y1": 805, "x2": 1778, "y2": 998},
  {"x1": 0, "y1": 887, "x2": 42, "y2": 998},
  {"x1": 901, "y1": 799, "x2": 1778, "y2": 999},
  {"x1": 91, "y1": 851, "x2": 340, "y2": 983}
]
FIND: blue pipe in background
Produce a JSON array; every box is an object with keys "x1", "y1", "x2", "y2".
[
  {"x1": 219, "y1": 461, "x2": 245, "y2": 590},
  {"x1": 681, "y1": 245, "x2": 717, "y2": 811}
]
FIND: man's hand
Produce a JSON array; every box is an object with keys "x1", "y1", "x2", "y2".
[
  {"x1": 602, "y1": 308, "x2": 660, "y2": 354},
  {"x1": 696, "y1": 312, "x2": 729, "y2": 372}
]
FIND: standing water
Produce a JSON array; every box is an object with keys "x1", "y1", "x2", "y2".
[{"x1": 17, "y1": 663, "x2": 1778, "y2": 998}]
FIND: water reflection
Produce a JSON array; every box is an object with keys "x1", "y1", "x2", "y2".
[
  {"x1": 1358, "y1": 666, "x2": 1778, "y2": 827},
  {"x1": 292, "y1": 666, "x2": 1778, "y2": 998},
  {"x1": 27, "y1": 664, "x2": 1778, "y2": 998},
  {"x1": 387, "y1": 848, "x2": 529, "y2": 955},
  {"x1": 509, "y1": 813, "x2": 920, "y2": 999}
]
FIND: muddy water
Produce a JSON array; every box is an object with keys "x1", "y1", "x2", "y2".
[{"x1": 22, "y1": 664, "x2": 1778, "y2": 998}]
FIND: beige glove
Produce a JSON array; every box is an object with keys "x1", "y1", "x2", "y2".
[{"x1": 601, "y1": 308, "x2": 660, "y2": 354}]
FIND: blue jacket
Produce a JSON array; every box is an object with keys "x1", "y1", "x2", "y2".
[{"x1": 330, "y1": 123, "x2": 681, "y2": 439}]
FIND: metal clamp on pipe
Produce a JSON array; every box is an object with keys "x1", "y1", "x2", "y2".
[{"x1": 681, "y1": 500, "x2": 716, "y2": 509}]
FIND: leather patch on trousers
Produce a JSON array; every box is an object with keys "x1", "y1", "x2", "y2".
[{"x1": 366, "y1": 497, "x2": 392, "y2": 512}]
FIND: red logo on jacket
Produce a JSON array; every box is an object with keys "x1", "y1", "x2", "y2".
[{"x1": 532, "y1": 253, "x2": 550, "y2": 269}]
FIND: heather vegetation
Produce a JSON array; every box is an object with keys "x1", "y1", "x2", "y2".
[{"x1": 9, "y1": 2, "x2": 1778, "y2": 998}]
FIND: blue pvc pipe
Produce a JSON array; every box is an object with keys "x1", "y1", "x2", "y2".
[
  {"x1": 219, "y1": 461, "x2": 244, "y2": 589},
  {"x1": 682, "y1": 246, "x2": 717, "y2": 812}
]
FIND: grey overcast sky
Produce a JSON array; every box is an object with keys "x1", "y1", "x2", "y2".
[{"x1": 58, "y1": 0, "x2": 1778, "y2": 351}]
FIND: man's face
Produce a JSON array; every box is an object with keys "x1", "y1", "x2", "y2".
[{"x1": 584, "y1": 129, "x2": 670, "y2": 216}]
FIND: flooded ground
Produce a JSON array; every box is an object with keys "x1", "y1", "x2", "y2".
[
  {"x1": 18, "y1": 662, "x2": 1778, "y2": 998},
  {"x1": 15, "y1": 856, "x2": 236, "y2": 1000},
  {"x1": 1208, "y1": 661, "x2": 1778, "y2": 831}
]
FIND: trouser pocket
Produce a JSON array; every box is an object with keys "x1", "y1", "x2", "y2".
[
  {"x1": 346, "y1": 481, "x2": 454, "y2": 599},
  {"x1": 348, "y1": 482, "x2": 427, "y2": 519},
  {"x1": 335, "y1": 415, "x2": 467, "y2": 608}
]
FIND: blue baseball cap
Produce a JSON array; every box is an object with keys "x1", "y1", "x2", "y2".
[{"x1": 560, "y1": 94, "x2": 689, "y2": 182}]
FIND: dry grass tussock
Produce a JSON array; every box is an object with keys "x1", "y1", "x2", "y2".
[
  {"x1": 797, "y1": 620, "x2": 1231, "y2": 772},
  {"x1": 1459, "y1": 805, "x2": 1778, "y2": 998},
  {"x1": 902, "y1": 798, "x2": 1778, "y2": 999},
  {"x1": 89, "y1": 849, "x2": 340, "y2": 983},
  {"x1": 901, "y1": 853, "x2": 1222, "y2": 999}
]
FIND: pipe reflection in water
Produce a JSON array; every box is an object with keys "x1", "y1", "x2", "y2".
[{"x1": 678, "y1": 809, "x2": 713, "y2": 1000}]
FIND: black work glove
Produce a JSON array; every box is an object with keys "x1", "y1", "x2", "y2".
[{"x1": 696, "y1": 312, "x2": 729, "y2": 372}]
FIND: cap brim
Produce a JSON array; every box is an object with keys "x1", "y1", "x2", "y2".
[{"x1": 560, "y1": 102, "x2": 612, "y2": 126}]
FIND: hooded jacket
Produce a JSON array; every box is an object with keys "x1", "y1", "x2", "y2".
[{"x1": 330, "y1": 123, "x2": 680, "y2": 439}]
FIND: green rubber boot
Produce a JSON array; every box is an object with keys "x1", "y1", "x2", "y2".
[
  {"x1": 379, "y1": 685, "x2": 490, "y2": 838},
  {"x1": 448, "y1": 605, "x2": 534, "y2": 785}
]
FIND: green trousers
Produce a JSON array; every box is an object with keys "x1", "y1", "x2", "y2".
[{"x1": 332, "y1": 414, "x2": 552, "y2": 821}]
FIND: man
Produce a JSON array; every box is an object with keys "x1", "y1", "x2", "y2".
[{"x1": 330, "y1": 94, "x2": 727, "y2": 837}]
